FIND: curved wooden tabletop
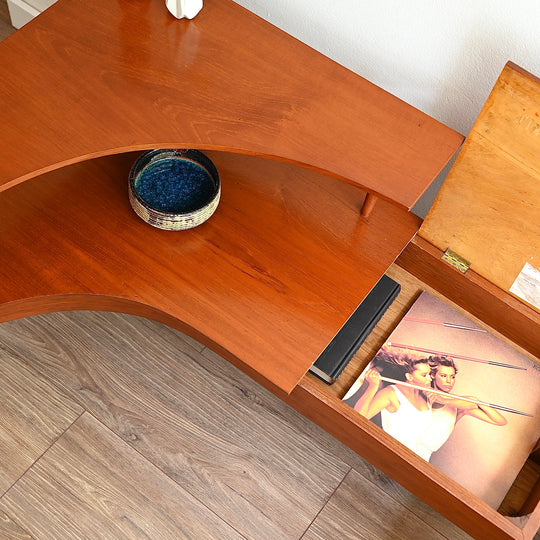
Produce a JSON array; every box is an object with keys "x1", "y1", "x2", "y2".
[
  {"x1": 0, "y1": 0, "x2": 462, "y2": 208},
  {"x1": 0, "y1": 0, "x2": 463, "y2": 393},
  {"x1": 0, "y1": 151, "x2": 421, "y2": 392}
]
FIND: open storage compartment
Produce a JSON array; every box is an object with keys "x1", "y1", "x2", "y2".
[
  {"x1": 287, "y1": 63, "x2": 540, "y2": 540},
  {"x1": 291, "y1": 252, "x2": 540, "y2": 540}
]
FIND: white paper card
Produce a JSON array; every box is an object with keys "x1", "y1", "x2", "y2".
[{"x1": 510, "y1": 262, "x2": 540, "y2": 310}]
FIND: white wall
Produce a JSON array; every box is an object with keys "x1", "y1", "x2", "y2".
[{"x1": 234, "y1": 0, "x2": 540, "y2": 216}]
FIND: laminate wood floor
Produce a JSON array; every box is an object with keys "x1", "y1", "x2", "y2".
[
  {"x1": 0, "y1": 309, "x2": 473, "y2": 540},
  {"x1": 0, "y1": 0, "x2": 13, "y2": 41}
]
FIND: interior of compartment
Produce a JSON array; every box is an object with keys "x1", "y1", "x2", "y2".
[{"x1": 304, "y1": 257, "x2": 540, "y2": 532}]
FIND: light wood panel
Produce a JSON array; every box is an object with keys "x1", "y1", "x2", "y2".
[
  {"x1": 0, "y1": 346, "x2": 82, "y2": 495},
  {"x1": 0, "y1": 0, "x2": 462, "y2": 208},
  {"x1": 303, "y1": 469, "x2": 447, "y2": 540},
  {"x1": 0, "y1": 413, "x2": 243, "y2": 539},
  {"x1": 0, "y1": 150, "x2": 421, "y2": 393},
  {"x1": 420, "y1": 62, "x2": 540, "y2": 306}
]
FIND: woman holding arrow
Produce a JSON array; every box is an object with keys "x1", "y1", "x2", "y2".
[
  {"x1": 418, "y1": 356, "x2": 507, "y2": 461},
  {"x1": 353, "y1": 352, "x2": 508, "y2": 461},
  {"x1": 353, "y1": 352, "x2": 434, "y2": 459}
]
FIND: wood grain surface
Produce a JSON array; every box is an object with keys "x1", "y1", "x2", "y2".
[
  {"x1": 303, "y1": 469, "x2": 447, "y2": 540},
  {"x1": 1, "y1": 413, "x2": 243, "y2": 540},
  {"x1": 0, "y1": 150, "x2": 421, "y2": 393},
  {"x1": 0, "y1": 311, "x2": 348, "y2": 539},
  {"x1": 0, "y1": 0, "x2": 462, "y2": 208},
  {"x1": 420, "y1": 62, "x2": 540, "y2": 306},
  {"x1": 0, "y1": 510, "x2": 32, "y2": 539},
  {"x1": 0, "y1": 347, "x2": 82, "y2": 494}
]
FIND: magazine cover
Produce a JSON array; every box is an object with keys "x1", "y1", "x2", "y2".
[{"x1": 343, "y1": 291, "x2": 540, "y2": 509}]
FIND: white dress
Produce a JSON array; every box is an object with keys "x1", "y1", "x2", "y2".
[
  {"x1": 418, "y1": 405, "x2": 457, "y2": 461},
  {"x1": 380, "y1": 385, "x2": 432, "y2": 460}
]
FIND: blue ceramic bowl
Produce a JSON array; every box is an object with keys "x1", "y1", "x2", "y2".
[{"x1": 128, "y1": 149, "x2": 220, "y2": 230}]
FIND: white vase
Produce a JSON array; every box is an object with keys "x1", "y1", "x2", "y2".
[{"x1": 166, "y1": 0, "x2": 203, "y2": 20}]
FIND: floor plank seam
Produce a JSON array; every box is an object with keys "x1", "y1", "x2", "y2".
[
  {"x1": 1, "y1": 313, "x2": 353, "y2": 539},
  {"x1": 80, "y1": 409, "x2": 252, "y2": 538},
  {"x1": 349, "y1": 463, "x2": 453, "y2": 539},
  {"x1": 0, "y1": 409, "x2": 85, "y2": 502},
  {"x1": 297, "y1": 465, "x2": 353, "y2": 539}
]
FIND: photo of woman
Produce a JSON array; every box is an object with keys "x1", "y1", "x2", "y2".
[
  {"x1": 418, "y1": 356, "x2": 507, "y2": 461},
  {"x1": 343, "y1": 291, "x2": 540, "y2": 509},
  {"x1": 349, "y1": 353, "x2": 433, "y2": 459}
]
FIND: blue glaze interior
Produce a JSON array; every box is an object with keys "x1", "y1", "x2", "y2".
[{"x1": 135, "y1": 157, "x2": 216, "y2": 213}]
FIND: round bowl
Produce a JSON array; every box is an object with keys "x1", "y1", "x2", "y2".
[{"x1": 128, "y1": 149, "x2": 221, "y2": 230}]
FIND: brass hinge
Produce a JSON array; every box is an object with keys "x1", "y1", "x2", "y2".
[{"x1": 442, "y1": 248, "x2": 470, "y2": 273}]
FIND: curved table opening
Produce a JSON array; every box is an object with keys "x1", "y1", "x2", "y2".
[{"x1": 0, "y1": 150, "x2": 421, "y2": 393}]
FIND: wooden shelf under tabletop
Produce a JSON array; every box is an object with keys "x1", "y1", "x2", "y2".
[{"x1": 0, "y1": 150, "x2": 421, "y2": 393}]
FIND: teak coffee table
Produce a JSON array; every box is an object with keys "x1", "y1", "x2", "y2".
[
  {"x1": 6, "y1": 1, "x2": 540, "y2": 538},
  {"x1": 0, "y1": 0, "x2": 462, "y2": 393}
]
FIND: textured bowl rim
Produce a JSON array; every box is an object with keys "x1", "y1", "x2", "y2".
[{"x1": 128, "y1": 149, "x2": 221, "y2": 230}]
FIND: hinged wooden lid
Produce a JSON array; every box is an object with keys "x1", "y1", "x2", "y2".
[{"x1": 420, "y1": 62, "x2": 540, "y2": 311}]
